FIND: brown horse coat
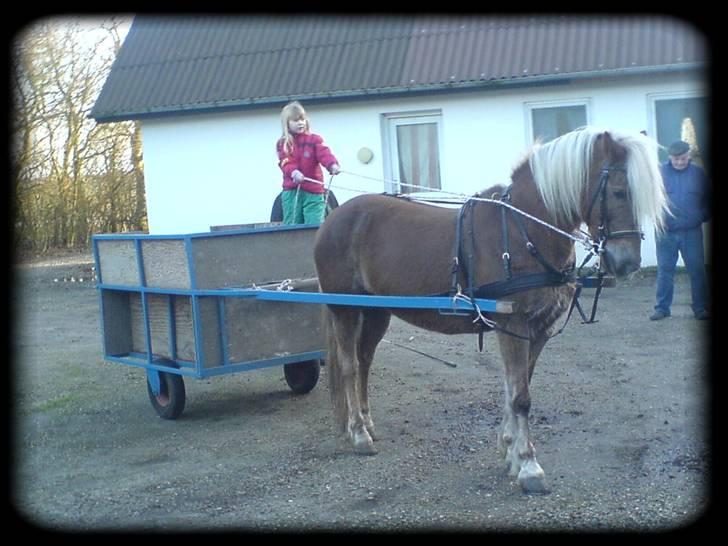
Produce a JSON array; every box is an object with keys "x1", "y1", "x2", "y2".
[
  {"x1": 313, "y1": 128, "x2": 667, "y2": 493},
  {"x1": 315, "y1": 166, "x2": 575, "y2": 337}
]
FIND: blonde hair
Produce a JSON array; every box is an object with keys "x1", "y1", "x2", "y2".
[{"x1": 280, "y1": 101, "x2": 310, "y2": 154}]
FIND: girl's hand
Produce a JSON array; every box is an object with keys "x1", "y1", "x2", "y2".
[
  {"x1": 291, "y1": 170, "x2": 304, "y2": 184},
  {"x1": 330, "y1": 164, "x2": 341, "y2": 176}
]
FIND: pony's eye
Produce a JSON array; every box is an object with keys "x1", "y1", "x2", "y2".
[{"x1": 613, "y1": 190, "x2": 627, "y2": 199}]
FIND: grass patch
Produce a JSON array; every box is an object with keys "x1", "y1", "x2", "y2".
[{"x1": 33, "y1": 393, "x2": 77, "y2": 413}]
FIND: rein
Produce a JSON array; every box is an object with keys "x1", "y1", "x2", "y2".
[
  {"x1": 302, "y1": 166, "x2": 629, "y2": 341},
  {"x1": 307, "y1": 172, "x2": 598, "y2": 253}
]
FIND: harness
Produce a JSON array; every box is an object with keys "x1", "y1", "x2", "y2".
[{"x1": 445, "y1": 162, "x2": 642, "y2": 344}]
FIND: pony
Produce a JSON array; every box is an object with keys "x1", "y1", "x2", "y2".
[{"x1": 313, "y1": 127, "x2": 667, "y2": 493}]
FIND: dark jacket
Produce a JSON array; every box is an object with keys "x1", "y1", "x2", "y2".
[
  {"x1": 660, "y1": 161, "x2": 710, "y2": 231},
  {"x1": 276, "y1": 133, "x2": 338, "y2": 194}
]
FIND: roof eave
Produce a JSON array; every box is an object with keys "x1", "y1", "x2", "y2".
[{"x1": 90, "y1": 63, "x2": 706, "y2": 124}]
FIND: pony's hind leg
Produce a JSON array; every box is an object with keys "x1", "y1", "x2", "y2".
[
  {"x1": 496, "y1": 322, "x2": 548, "y2": 494},
  {"x1": 356, "y1": 309, "x2": 391, "y2": 440},
  {"x1": 327, "y1": 306, "x2": 376, "y2": 455}
]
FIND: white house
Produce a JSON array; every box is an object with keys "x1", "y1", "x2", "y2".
[{"x1": 91, "y1": 15, "x2": 710, "y2": 266}]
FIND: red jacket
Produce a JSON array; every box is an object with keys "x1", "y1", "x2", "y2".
[{"x1": 276, "y1": 133, "x2": 338, "y2": 194}]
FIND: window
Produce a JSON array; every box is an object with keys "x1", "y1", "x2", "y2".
[
  {"x1": 526, "y1": 101, "x2": 588, "y2": 144},
  {"x1": 383, "y1": 112, "x2": 442, "y2": 193},
  {"x1": 651, "y1": 95, "x2": 709, "y2": 168}
]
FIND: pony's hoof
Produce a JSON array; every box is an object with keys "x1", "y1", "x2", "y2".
[
  {"x1": 353, "y1": 441, "x2": 377, "y2": 455},
  {"x1": 352, "y1": 432, "x2": 377, "y2": 455},
  {"x1": 517, "y1": 460, "x2": 549, "y2": 494},
  {"x1": 518, "y1": 475, "x2": 550, "y2": 495}
]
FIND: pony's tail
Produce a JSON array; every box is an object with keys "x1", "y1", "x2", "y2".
[{"x1": 323, "y1": 305, "x2": 348, "y2": 434}]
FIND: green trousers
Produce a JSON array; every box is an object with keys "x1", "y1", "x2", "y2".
[{"x1": 281, "y1": 188, "x2": 325, "y2": 225}]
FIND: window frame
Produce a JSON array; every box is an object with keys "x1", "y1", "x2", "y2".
[
  {"x1": 524, "y1": 98, "x2": 591, "y2": 145},
  {"x1": 381, "y1": 110, "x2": 444, "y2": 194},
  {"x1": 646, "y1": 90, "x2": 708, "y2": 164}
]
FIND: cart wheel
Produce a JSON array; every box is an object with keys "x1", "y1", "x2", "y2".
[
  {"x1": 147, "y1": 370, "x2": 186, "y2": 420},
  {"x1": 284, "y1": 360, "x2": 321, "y2": 394}
]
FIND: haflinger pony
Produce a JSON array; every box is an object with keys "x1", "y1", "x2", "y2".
[{"x1": 313, "y1": 127, "x2": 667, "y2": 493}]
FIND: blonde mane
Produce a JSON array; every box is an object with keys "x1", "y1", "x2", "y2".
[{"x1": 527, "y1": 127, "x2": 667, "y2": 231}]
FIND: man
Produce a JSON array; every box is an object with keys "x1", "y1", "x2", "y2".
[{"x1": 651, "y1": 140, "x2": 710, "y2": 321}]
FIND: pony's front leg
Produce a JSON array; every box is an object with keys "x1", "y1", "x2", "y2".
[{"x1": 496, "y1": 326, "x2": 548, "y2": 494}]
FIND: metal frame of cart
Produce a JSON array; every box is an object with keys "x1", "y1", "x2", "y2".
[{"x1": 92, "y1": 224, "x2": 514, "y2": 419}]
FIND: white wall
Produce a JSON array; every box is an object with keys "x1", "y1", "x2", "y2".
[
  {"x1": 141, "y1": 71, "x2": 708, "y2": 266},
  {"x1": 142, "y1": 110, "x2": 281, "y2": 234}
]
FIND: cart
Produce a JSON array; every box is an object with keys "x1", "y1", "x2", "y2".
[{"x1": 92, "y1": 224, "x2": 515, "y2": 419}]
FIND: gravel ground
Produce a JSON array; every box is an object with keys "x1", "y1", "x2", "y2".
[{"x1": 11, "y1": 253, "x2": 713, "y2": 533}]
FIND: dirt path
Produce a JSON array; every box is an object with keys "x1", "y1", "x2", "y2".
[{"x1": 11, "y1": 256, "x2": 711, "y2": 532}]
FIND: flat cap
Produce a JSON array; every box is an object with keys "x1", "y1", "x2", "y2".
[{"x1": 668, "y1": 140, "x2": 690, "y2": 156}]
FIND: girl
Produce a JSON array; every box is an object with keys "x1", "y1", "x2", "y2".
[{"x1": 276, "y1": 101, "x2": 340, "y2": 225}]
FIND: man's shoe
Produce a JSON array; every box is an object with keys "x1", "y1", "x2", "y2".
[
  {"x1": 650, "y1": 310, "x2": 669, "y2": 321},
  {"x1": 695, "y1": 310, "x2": 709, "y2": 320}
]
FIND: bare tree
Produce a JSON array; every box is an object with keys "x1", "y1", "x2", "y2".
[{"x1": 12, "y1": 16, "x2": 143, "y2": 253}]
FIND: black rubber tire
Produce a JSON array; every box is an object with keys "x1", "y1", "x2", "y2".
[
  {"x1": 147, "y1": 371, "x2": 186, "y2": 420},
  {"x1": 324, "y1": 191, "x2": 339, "y2": 217},
  {"x1": 270, "y1": 193, "x2": 284, "y2": 222},
  {"x1": 283, "y1": 359, "x2": 321, "y2": 394}
]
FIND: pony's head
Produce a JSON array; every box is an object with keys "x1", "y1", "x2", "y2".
[{"x1": 529, "y1": 127, "x2": 668, "y2": 278}]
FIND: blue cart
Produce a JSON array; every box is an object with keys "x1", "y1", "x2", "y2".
[{"x1": 92, "y1": 224, "x2": 513, "y2": 419}]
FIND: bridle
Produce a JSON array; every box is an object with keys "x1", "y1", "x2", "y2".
[
  {"x1": 584, "y1": 163, "x2": 645, "y2": 252},
  {"x1": 572, "y1": 162, "x2": 644, "y2": 324}
]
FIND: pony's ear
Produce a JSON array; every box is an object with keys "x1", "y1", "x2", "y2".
[
  {"x1": 597, "y1": 131, "x2": 626, "y2": 162},
  {"x1": 597, "y1": 131, "x2": 616, "y2": 155}
]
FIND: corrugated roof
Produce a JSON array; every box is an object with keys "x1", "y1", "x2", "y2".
[{"x1": 91, "y1": 15, "x2": 707, "y2": 122}]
